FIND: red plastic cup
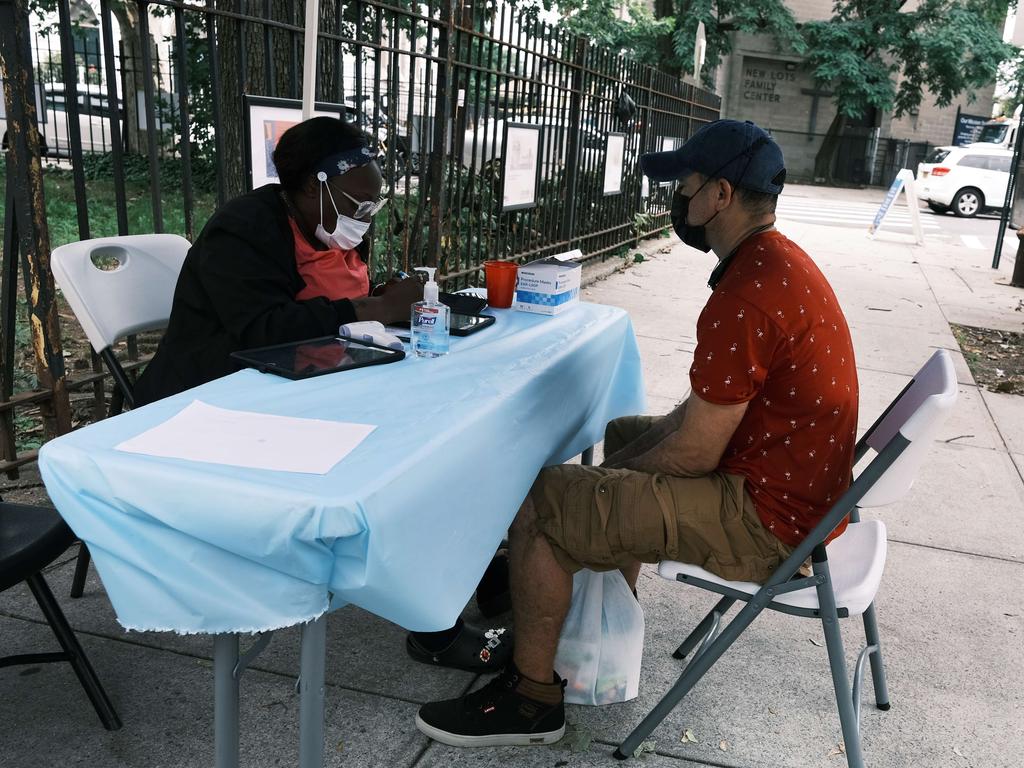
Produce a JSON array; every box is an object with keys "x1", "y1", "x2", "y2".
[{"x1": 484, "y1": 260, "x2": 518, "y2": 308}]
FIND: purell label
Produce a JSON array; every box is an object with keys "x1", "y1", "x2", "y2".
[{"x1": 415, "y1": 314, "x2": 437, "y2": 327}]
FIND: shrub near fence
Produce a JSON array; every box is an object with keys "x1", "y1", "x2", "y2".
[{"x1": 0, "y1": 0, "x2": 719, "y2": 473}]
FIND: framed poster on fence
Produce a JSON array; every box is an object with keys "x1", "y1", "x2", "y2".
[
  {"x1": 501, "y1": 123, "x2": 542, "y2": 211},
  {"x1": 244, "y1": 95, "x2": 345, "y2": 189},
  {"x1": 603, "y1": 132, "x2": 626, "y2": 196},
  {"x1": 659, "y1": 136, "x2": 680, "y2": 186}
]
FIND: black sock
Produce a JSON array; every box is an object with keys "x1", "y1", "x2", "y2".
[{"x1": 410, "y1": 616, "x2": 465, "y2": 652}]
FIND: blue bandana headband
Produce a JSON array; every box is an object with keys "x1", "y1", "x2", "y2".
[{"x1": 313, "y1": 145, "x2": 379, "y2": 180}]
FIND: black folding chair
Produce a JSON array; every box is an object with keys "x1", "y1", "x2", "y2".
[
  {"x1": 0, "y1": 498, "x2": 121, "y2": 729},
  {"x1": 614, "y1": 350, "x2": 958, "y2": 768}
]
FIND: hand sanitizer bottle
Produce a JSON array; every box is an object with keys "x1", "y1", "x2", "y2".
[{"x1": 411, "y1": 267, "x2": 450, "y2": 358}]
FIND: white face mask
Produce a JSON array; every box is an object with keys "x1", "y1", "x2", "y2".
[{"x1": 314, "y1": 175, "x2": 371, "y2": 250}]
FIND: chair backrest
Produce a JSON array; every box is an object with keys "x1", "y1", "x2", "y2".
[
  {"x1": 51, "y1": 234, "x2": 190, "y2": 353},
  {"x1": 857, "y1": 349, "x2": 958, "y2": 508}
]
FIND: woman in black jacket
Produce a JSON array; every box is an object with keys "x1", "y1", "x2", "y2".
[
  {"x1": 135, "y1": 117, "x2": 512, "y2": 672},
  {"x1": 134, "y1": 117, "x2": 422, "y2": 405}
]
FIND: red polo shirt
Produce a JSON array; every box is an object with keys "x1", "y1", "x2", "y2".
[{"x1": 689, "y1": 230, "x2": 859, "y2": 547}]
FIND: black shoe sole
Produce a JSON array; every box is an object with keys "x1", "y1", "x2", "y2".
[{"x1": 415, "y1": 713, "x2": 565, "y2": 747}]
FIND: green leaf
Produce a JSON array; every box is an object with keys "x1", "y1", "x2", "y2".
[{"x1": 633, "y1": 739, "x2": 657, "y2": 758}]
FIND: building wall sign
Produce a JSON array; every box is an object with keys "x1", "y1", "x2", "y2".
[
  {"x1": 742, "y1": 62, "x2": 797, "y2": 103},
  {"x1": 952, "y1": 111, "x2": 988, "y2": 147}
]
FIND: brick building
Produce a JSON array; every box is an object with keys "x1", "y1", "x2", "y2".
[{"x1": 712, "y1": 0, "x2": 998, "y2": 184}]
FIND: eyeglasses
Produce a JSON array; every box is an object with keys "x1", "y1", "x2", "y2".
[{"x1": 337, "y1": 188, "x2": 389, "y2": 220}]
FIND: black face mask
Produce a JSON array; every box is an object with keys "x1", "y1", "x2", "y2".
[{"x1": 671, "y1": 180, "x2": 719, "y2": 253}]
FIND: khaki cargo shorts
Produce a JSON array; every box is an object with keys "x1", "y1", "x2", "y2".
[{"x1": 531, "y1": 416, "x2": 794, "y2": 584}]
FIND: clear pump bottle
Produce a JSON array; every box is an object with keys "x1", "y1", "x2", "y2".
[{"x1": 410, "y1": 267, "x2": 450, "y2": 358}]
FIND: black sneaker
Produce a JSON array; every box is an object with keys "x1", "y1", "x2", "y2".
[
  {"x1": 406, "y1": 624, "x2": 513, "y2": 672},
  {"x1": 416, "y1": 665, "x2": 566, "y2": 747}
]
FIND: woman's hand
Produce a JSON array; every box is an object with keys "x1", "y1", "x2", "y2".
[
  {"x1": 351, "y1": 277, "x2": 423, "y2": 324},
  {"x1": 379, "y1": 277, "x2": 424, "y2": 321}
]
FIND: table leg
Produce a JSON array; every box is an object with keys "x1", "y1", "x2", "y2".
[
  {"x1": 299, "y1": 615, "x2": 327, "y2": 768},
  {"x1": 213, "y1": 633, "x2": 240, "y2": 768},
  {"x1": 581, "y1": 446, "x2": 595, "y2": 466}
]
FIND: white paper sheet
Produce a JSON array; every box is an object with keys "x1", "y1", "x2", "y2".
[{"x1": 115, "y1": 400, "x2": 376, "y2": 474}]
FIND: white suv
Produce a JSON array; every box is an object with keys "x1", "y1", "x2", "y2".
[{"x1": 916, "y1": 145, "x2": 1012, "y2": 217}]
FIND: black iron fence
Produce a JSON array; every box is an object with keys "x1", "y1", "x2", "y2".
[
  {"x1": 765, "y1": 127, "x2": 932, "y2": 187},
  {"x1": 0, "y1": 0, "x2": 719, "y2": 474}
]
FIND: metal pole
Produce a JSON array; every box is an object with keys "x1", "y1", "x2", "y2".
[
  {"x1": 301, "y1": 0, "x2": 320, "y2": 118},
  {"x1": 993, "y1": 109, "x2": 1024, "y2": 269},
  {"x1": 1, "y1": 165, "x2": 20, "y2": 475},
  {"x1": 426, "y1": 0, "x2": 456, "y2": 269},
  {"x1": 136, "y1": 1, "x2": 163, "y2": 232},
  {"x1": 1012, "y1": 231, "x2": 1024, "y2": 288},
  {"x1": 56, "y1": 0, "x2": 90, "y2": 239},
  {"x1": 98, "y1": 0, "x2": 129, "y2": 234},
  {"x1": 560, "y1": 37, "x2": 586, "y2": 248}
]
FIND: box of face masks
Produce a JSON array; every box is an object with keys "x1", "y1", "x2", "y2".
[{"x1": 513, "y1": 249, "x2": 582, "y2": 315}]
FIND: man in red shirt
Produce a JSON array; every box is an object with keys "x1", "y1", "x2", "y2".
[{"x1": 416, "y1": 119, "x2": 859, "y2": 747}]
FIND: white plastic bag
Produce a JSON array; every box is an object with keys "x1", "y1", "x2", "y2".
[{"x1": 554, "y1": 569, "x2": 644, "y2": 705}]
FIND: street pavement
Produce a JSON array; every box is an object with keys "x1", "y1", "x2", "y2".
[
  {"x1": 2, "y1": 182, "x2": 1022, "y2": 767},
  {"x1": 776, "y1": 184, "x2": 1016, "y2": 258}
]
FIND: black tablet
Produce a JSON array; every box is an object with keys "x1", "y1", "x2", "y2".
[
  {"x1": 231, "y1": 336, "x2": 405, "y2": 380},
  {"x1": 450, "y1": 312, "x2": 495, "y2": 336},
  {"x1": 386, "y1": 312, "x2": 494, "y2": 337},
  {"x1": 440, "y1": 291, "x2": 488, "y2": 315}
]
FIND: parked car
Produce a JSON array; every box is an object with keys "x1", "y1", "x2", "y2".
[
  {"x1": 916, "y1": 145, "x2": 1012, "y2": 217},
  {"x1": 1, "y1": 82, "x2": 120, "y2": 158}
]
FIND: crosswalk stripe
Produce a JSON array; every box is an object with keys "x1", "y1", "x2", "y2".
[
  {"x1": 779, "y1": 201, "x2": 914, "y2": 211},
  {"x1": 779, "y1": 199, "x2": 919, "y2": 209},
  {"x1": 774, "y1": 197, "x2": 946, "y2": 231},
  {"x1": 776, "y1": 214, "x2": 941, "y2": 230},
  {"x1": 960, "y1": 235, "x2": 985, "y2": 249},
  {"x1": 777, "y1": 205, "x2": 925, "y2": 217}
]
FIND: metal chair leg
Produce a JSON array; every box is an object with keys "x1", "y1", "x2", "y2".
[
  {"x1": 861, "y1": 602, "x2": 891, "y2": 710},
  {"x1": 672, "y1": 596, "x2": 735, "y2": 659},
  {"x1": 26, "y1": 572, "x2": 121, "y2": 730},
  {"x1": 615, "y1": 596, "x2": 765, "y2": 759},
  {"x1": 814, "y1": 559, "x2": 866, "y2": 768},
  {"x1": 70, "y1": 542, "x2": 90, "y2": 598}
]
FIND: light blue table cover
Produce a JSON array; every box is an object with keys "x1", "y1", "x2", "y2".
[{"x1": 39, "y1": 303, "x2": 645, "y2": 634}]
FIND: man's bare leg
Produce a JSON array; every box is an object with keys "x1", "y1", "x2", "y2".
[
  {"x1": 620, "y1": 560, "x2": 641, "y2": 592},
  {"x1": 509, "y1": 494, "x2": 573, "y2": 683}
]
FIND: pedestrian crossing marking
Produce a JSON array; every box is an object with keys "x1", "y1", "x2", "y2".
[{"x1": 775, "y1": 197, "x2": 940, "y2": 231}]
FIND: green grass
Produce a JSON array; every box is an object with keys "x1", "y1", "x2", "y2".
[
  {"x1": 0, "y1": 158, "x2": 217, "y2": 454},
  {"x1": 0, "y1": 159, "x2": 217, "y2": 248}
]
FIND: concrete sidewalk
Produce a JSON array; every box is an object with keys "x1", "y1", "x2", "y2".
[{"x1": 3, "y1": 184, "x2": 1023, "y2": 767}]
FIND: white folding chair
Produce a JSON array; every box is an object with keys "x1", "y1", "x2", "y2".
[
  {"x1": 50, "y1": 234, "x2": 189, "y2": 596},
  {"x1": 52, "y1": 234, "x2": 189, "y2": 409},
  {"x1": 614, "y1": 350, "x2": 958, "y2": 768}
]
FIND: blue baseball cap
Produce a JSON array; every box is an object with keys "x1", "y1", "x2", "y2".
[{"x1": 640, "y1": 119, "x2": 786, "y2": 195}]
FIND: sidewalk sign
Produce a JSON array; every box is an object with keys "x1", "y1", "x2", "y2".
[
  {"x1": 694, "y1": 23, "x2": 706, "y2": 80},
  {"x1": 868, "y1": 168, "x2": 924, "y2": 244}
]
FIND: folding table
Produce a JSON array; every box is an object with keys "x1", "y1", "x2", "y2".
[{"x1": 39, "y1": 303, "x2": 646, "y2": 767}]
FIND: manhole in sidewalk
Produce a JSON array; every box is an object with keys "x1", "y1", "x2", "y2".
[{"x1": 951, "y1": 323, "x2": 1024, "y2": 395}]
